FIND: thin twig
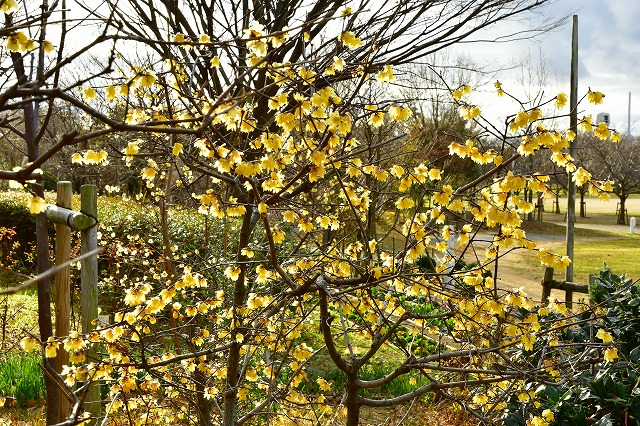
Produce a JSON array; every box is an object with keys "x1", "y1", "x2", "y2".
[{"x1": 0, "y1": 247, "x2": 104, "y2": 295}]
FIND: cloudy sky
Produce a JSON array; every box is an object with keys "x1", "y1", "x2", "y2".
[{"x1": 454, "y1": 0, "x2": 640, "y2": 134}]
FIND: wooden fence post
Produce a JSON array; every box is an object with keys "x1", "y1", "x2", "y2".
[
  {"x1": 80, "y1": 185, "x2": 100, "y2": 418},
  {"x1": 589, "y1": 274, "x2": 596, "y2": 301},
  {"x1": 541, "y1": 267, "x2": 553, "y2": 305},
  {"x1": 45, "y1": 185, "x2": 100, "y2": 418},
  {"x1": 565, "y1": 288, "x2": 573, "y2": 311},
  {"x1": 54, "y1": 181, "x2": 72, "y2": 421}
]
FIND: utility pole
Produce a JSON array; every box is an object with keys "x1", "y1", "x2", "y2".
[{"x1": 566, "y1": 15, "x2": 578, "y2": 293}]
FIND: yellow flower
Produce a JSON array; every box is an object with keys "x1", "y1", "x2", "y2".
[
  {"x1": 105, "y1": 85, "x2": 116, "y2": 101},
  {"x1": 137, "y1": 73, "x2": 156, "y2": 88},
  {"x1": 375, "y1": 65, "x2": 395, "y2": 83},
  {"x1": 124, "y1": 285, "x2": 149, "y2": 306},
  {"x1": 63, "y1": 331, "x2": 86, "y2": 352},
  {"x1": 555, "y1": 92, "x2": 568, "y2": 108},
  {"x1": 428, "y1": 168, "x2": 441, "y2": 180},
  {"x1": 241, "y1": 248, "x2": 255, "y2": 258},
  {"x1": 141, "y1": 167, "x2": 157, "y2": 181},
  {"x1": 224, "y1": 266, "x2": 241, "y2": 281},
  {"x1": 5, "y1": 31, "x2": 28, "y2": 52},
  {"x1": 542, "y1": 409, "x2": 554, "y2": 422},
  {"x1": 611, "y1": 131, "x2": 622, "y2": 143},
  {"x1": 596, "y1": 328, "x2": 613, "y2": 343},
  {"x1": 42, "y1": 40, "x2": 55, "y2": 54},
  {"x1": 71, "y1": 152, "x2": 82, "y2": 164},
  {"x1": 268, "y1": 92, "x2": 288, "y2": 110},
  {"x1": 199, "y1": 34, "x2": 211, "y2": 43},
  {"x1": 527, "y1": 416, "x2": 548, "y2": 426},
  {"x1": 594, "y1": 122, "x2": 611, "y2": 140},
  {"x1": 452, "y1": 85, "x2": 472, "y2": 100},
  {"x1": 339, "y1": 31, "x2": 362, "y2": 49},
  {"x1": 84, "y1": 150, "x2": 108, "y2": 164},
  {"x1": 83, "y1": 87, "x2": 96, "y2": 100},
  {"x1": 29, "y1": 196, "x2": 46, "y2": 214},
  {"x1": 603, "y1": 347, "x2": 618, "y2": 362},
  {"x1": 587, "y1": 90, "x2": 605, "y2": 105},
  {"x1": 1, "y1": 0, "x2": 18, "y2": 14},
  {"x1": 45, "y1": 337, "x2": 59, "y2": 358},
  {"x1": 388, "y1": 105, "x2": 412, "y2": 121},
  {"x1": 472, "y1": 394, "x2": 488, "y2": 405},
  {"x1": 124, "y1": 141, "x2": 139, "y2": 156},
  {"x1": 459, "y1": 105, "x2": 481, "y2": 120},
  {"x1": 395, "y1": 197, "x2": 415, "y2": 210},
  {"x1": 211, "y1": 56, "x2": 221, "y2": 68},
  {"x1": 272, "y1": 227, "x2": 285, "y2": 243},
  {"x1": 521, "y1": 334, "x2": 536, "y2": 351},
  {"x1": 573, "y1": 167, "x2": 591, "y2": 186},
  {"x1": 514, "y1": 110, "x2": 530, "y2": 129},
  {"x1": 369, "y1": 111, "x2": 385, "y2": 127},
  {"x1": 579, "y1": 115, "x2": 594, "y2": 133},
  {"x1": 172, "y1": 143, "x2": 183, "y2": 156},
  {"x1": 20, "y1": 337, "x2": 38, "y2": 352}
]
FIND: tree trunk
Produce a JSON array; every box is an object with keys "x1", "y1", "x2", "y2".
[
  {"x1": 536, "y1": 192, "x2": 543, "y2": 221},
  {"x1": 618, "y1": 196, "x2": 627, "y2": 225},
  {"x1": 223, "y1": 209, "x2": 253, "y2": 426},
  {"x1": 555, "y1": 189, "x2": 561, "y2": 214},
  {"x1": 579, "y1": 190, "x2": 586, "y2": 217},
  {"x1": 194, "y1": 360, "x2": 213, "y2": 426},
  {"x1": 345, "y1": 379, "x2": 361, "y2": 426},
  {"x1": 23, "y1": 76, "x2": 61, "y2": 425}
]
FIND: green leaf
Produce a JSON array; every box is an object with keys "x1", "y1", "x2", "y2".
[{"x1": 544, "y1": 385, "x2": 559, "y2": 402}]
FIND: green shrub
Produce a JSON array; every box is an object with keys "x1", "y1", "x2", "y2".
[
  {"x1": 0, "y1": 192, "x2": 54, "y2": 272},
  {"x1": 589, "y1": 263, "x2": 632, "y2": 305},
  {"x1": 502, "y1": 266, "x2": 640, "y2": 426},
  {"x1": 0, "y1": 352, "x2": 45, "y2": 405}
]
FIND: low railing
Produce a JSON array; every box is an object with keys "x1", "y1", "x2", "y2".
[{"x1": 541, "y1": 266, "x2": 593, "y2": 309}]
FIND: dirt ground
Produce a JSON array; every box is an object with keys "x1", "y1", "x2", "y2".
[{"x1": 491, "y1": 196, "x2": 640, "y2": 303}]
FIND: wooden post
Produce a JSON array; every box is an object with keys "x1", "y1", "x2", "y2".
[
  {"x1": 55, "y1": 181, "x2": 72, "y2": 422},
  {"x1": 566, "y1": 15, "x2": 578, "y2": 283},
  {"x1": 589, "y1": 274, "x2": 597, "y2": 302},
  {"x1": 541, "y1": 267, "x2": 554, "y2": 305},
  {"x1": 80, "y1": 185, "x2": 100, "y2": 417},
  {"x1": 565, "y1": 288, "x2": 573, "y2": 311}
]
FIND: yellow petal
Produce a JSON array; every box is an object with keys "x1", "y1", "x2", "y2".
[
  {"x1": 29, "y1": 196, "x2": 46, "y2": 214},
  {"x1": 20, "y1": 337, "x2": 38, "y2": 352}
]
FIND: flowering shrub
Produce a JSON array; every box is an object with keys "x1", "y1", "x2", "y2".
[{"x1": 501, "y1": 267, "x2": 640, "y2": 426}]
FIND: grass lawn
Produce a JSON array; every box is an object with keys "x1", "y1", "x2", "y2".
[
  {"x1": 0, "y1": 269, "x2": 39, "y2": 353},
  {"x1": 500, "y1": 238, "x2": 640, "y2": 282}
]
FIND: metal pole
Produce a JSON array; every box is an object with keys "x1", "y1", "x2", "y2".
[
  {"x1": 566, "y1": 15, "x2": 578, "y2": 294},
  {"x1": 629, "y1": 92, "x2": 632, "y2": 136}
]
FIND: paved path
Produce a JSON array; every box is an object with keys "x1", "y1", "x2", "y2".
[{"x1": 547, "y1": 220, "x2": 633, "y2": 236}]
